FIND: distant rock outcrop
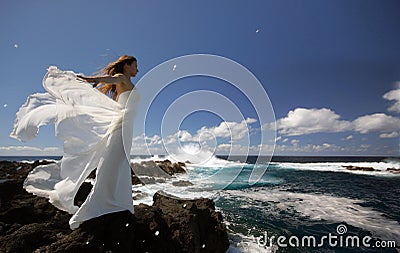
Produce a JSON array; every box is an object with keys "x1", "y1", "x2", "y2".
[
  {"x1": 156, "y1": 159, "x2": 187, "y2": 175},
  {"x1": 342, "y1": 165, "x2": 376, "y2": 171},
  {"x1": 386, "y1": 167, "x2": 400, "y2": 174},
  {"x1": 130, "y1": 159, "x2": 187, "y2": 186},
  {"x1": 131, "y1": 159, "x2": 186, "y2": 177},
  {"x1": 342, "y1": 165, "x2": 400, "y2": 175}
]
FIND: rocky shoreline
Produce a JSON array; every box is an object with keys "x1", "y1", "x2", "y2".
[
  {"x1": 0, "y1": 160, "x2": 229, "y2": 252},
  {"x1": 342, "y1": 165, "x2": 400, "y2": 174}
]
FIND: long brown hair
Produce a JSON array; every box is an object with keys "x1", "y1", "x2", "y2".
[{"x1": 97, "y1": 55, "x2": 137, "y2": 100}]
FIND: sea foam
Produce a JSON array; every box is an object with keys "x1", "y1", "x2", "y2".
[
  {"x1": 223, "y1": 188, "x2": 400, "y2": 241},
  {"x1": 273, "y1": 161, "x2": 400, "y2": 177}
]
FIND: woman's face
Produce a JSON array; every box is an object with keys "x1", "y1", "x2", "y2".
[{"x1": 127, "y1": 61, "x2": 138, "y2": 77}]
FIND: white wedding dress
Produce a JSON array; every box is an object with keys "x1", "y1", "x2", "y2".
[{"x1": 10, "y1": 66, "x2": 140, "y2": 229}]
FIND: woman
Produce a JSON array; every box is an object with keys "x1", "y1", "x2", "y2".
[
  {"x1": 10, "y1": 55, "x2": 140, "y2": 229},
  {"x1": 78, "y1": 55, "x2": 138, "y2": 100}
]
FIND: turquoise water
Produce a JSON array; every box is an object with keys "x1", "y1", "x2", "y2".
[{"x1": 212, "y1": 158, "x2": 400, "y2": 252}]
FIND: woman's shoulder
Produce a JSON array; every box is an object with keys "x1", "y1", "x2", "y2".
[
  {"x1": 112, "y1": 74, "x2": 129, "y2": 83},
  {"x1": 108, "y1": 74, "x2": 128, "y2": 86},
  {"x1": 111, "y1": 73, "x2": 125, "y2": 81},
  {"x1": 113, "y1": 74, "x2": 134, "y2": 87}
]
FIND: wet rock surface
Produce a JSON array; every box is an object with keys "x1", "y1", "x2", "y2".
[
  {"x1": 342, "y1": 165, "x2": 376, "y2": 171},
  {"x1": 130, "y1": 159, "x2": 186, "y2": 179},
  {"x1": 0, "y1": 160, "x2": 229, "y2": 253},
  {"x1": 386, "y1": 167, "x2": 400, "y2": 174},
  {"x1": 342, "y1": 165, "x2": 400, "y2": 174}
]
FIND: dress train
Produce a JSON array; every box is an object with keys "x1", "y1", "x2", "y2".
[{"x1": 10, "y1": 66, "x2": 140, "y2": 229}]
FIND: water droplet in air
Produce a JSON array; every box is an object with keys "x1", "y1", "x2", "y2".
[
  {"x1": 173, "y1": 65, "x2": 177, "y2": 71},
  {"x1": 183, "y1": 204, "x2": 187, "y2": 208},
  {"x1": 86, "y1": 241, "x2": 89, "y2": 245},
  {"x1": 126, "y1": 223, "x2": 129, "y2": 227},
  {"x1": 256, "y1": 29, "x2": 260, "y2": 33},
  {"x1": 3, "y1": 104, "x2": 7, "y2": 108},
  {"x1": 155, "y1": 230, "x2": 160, "y2": 236},
  {"x1": 202, "y1": 244, "x2": 206, "y2": 248},
  {"x1": 14, "y1": 44, "x2": 19, "y2": 48}
]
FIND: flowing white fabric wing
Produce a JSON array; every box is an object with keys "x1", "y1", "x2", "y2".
[
  {"x1": 10, "y1": 92, "x2": 57, "y2": 141},
  {"x1": 10, "y1": 66, "x2": 126, "y2": 214}
]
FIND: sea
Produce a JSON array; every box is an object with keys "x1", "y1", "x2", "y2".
[{"x1": 1, "y1": 154, "x2": 399, "y2": 253}]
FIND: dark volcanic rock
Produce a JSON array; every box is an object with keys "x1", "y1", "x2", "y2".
[
  {"x1": 131, "y1": 160, "x2": 173, "y2": 178},
  {"x1": 0, "y1": 161, "x2": 229, "y2": 252},
  {"x1": 153, "y1": 192, "x2": 229, "y2": 253},
  {"x1": 156, "y1": 159, "x2": 186, "y2": 175},
  {"x1": 36, "y1": 193, "x2": 229, "y2": 253},
  {"x1": 0, "y1": 160, "x2": 71, "y2": 252},
  {"x1": 386, "y1": 167, "x2": 400, "y2": 174},
  {"x1": 172, "y1": 180, "x2": 194, "y2": 187},
  {"x1": 74, "y1": 182, "x2": 93, "y2": 207},
  {"x1": 131, "y1": 160, "x2": 187, "y2": 180},
  {"x1": 131, "y1": 174, "x2": 143, "y2": 185},
  {"x1": 342, "y1": 165, "x2": 376, "y2": 171},
  {"x1": 37, "y1": 211, "x2": 136, "y2": 252},
  {"x1": 0, "y1": 160, "x2": 53, "y2": 180}
]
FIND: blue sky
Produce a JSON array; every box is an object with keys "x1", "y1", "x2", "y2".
[{"x1": 0, "y1": 0, "x2": 399, "y2": 156}]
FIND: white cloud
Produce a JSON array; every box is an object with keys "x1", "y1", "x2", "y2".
[
  {"x1": 216, "y1": 142, "x2": 274, "y2": 155},
  {"x1": 383, "y1": 84, "x2": 400, "y2": 113},
  {"x1": 322, "y1": 143, "x2": 331, "y2": 148},
  {"x1": 146, "y1": 134, "x2": 162, "y2": 145},
  {"x1": 130, "y1": 145, "x2": 164, "y2": 155},
  {"x1": 275, "y1": 142, "x2": 342, "y2": 154},
  {"x1": 291, "y1": 139, "x2": 299, "y2": 146},
  {"x1": 275, "y1": 107, "x2": 399, "y2": 139},
  {"x1": 271, "y1": 84, "x2": 400, "y2": 144},
  {"x1": 353, "y1": 113, "x2": 400, "y2": 134},
  {"x1": 177, "y1": 130, "x2": 192, "y2": 142},
  {"x1": 173, "y1": 118, "x2": 257, "y2": 142},
  {"x1": 0, "y1": 145, "x2": 61, "y2": 156},
  {"x1": 346, "y1": 135, "x2": 353, "y2": 140},
  {"x1": 198, "y1": 118, "x2": 256, "y2": 141},
  {"x1": 379, "y1": 131, "x2": 399, "y2": 138},
  {"x1": 274, "y1": 141, "x2": 400, "y2": 156},
  {"x1": 129, "y1": 118, "x2": 258, "y2": 155},
  {"x1": 217, "y1": 143, "x2": 231, "y2": 150},
  {"x1": 217, "y1": 143, "x2": 246, "y2": 154},
  {"x1": 131, "y1": 110, "x2": 398, "y2": 156},
  {"x1": 357, "y1": 144, "x2": 371, "y2": 152},
  {"x1": 276, "y1": 108, "x2": 352, "y2": 136}
]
